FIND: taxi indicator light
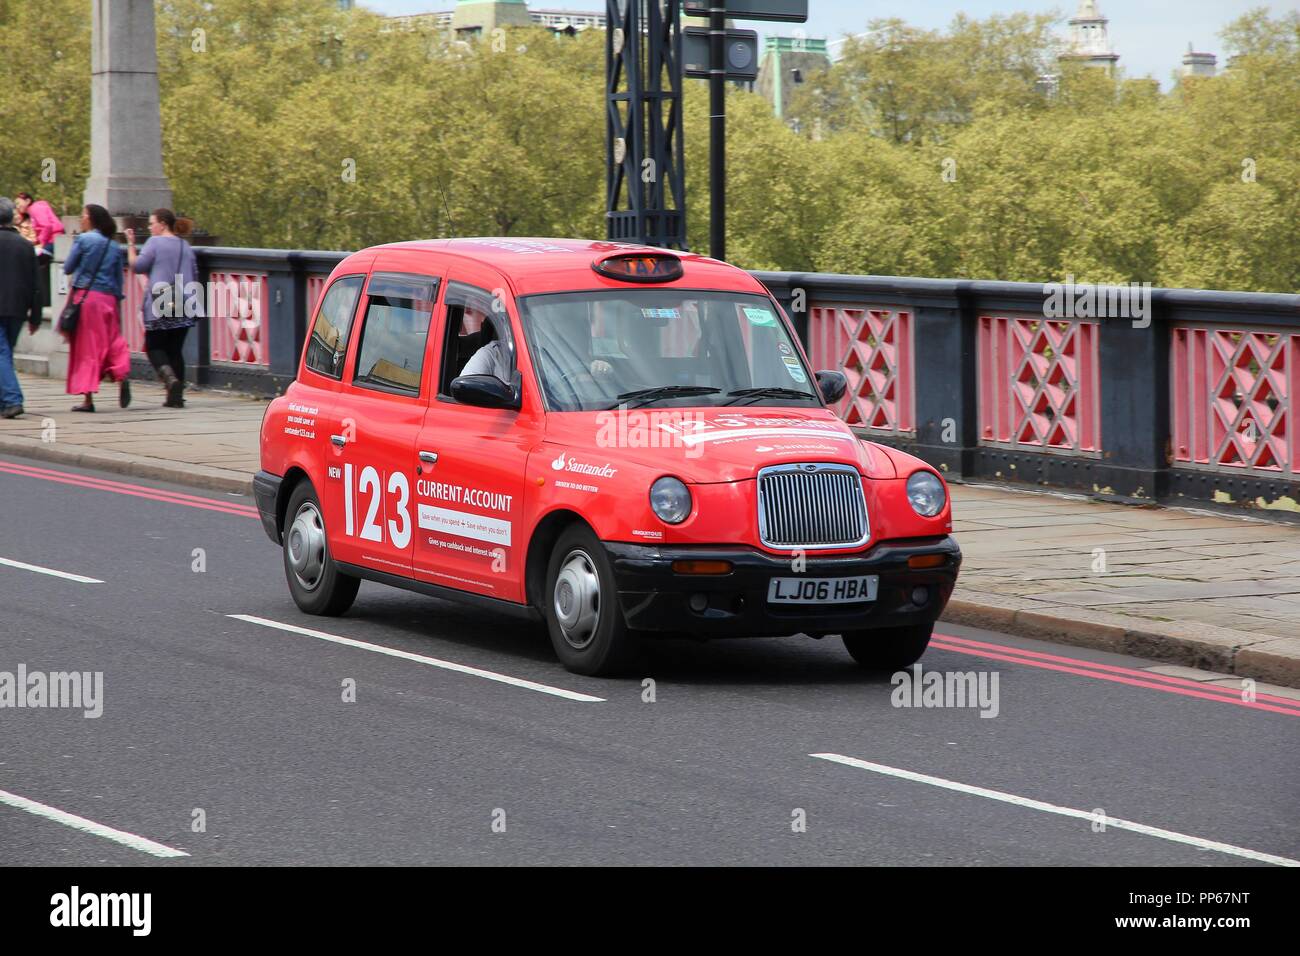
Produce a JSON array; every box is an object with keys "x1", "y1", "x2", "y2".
[
  {"x1": 672, "y1": 560, "x2": 733, "y2": 575},
  {"x1": 593, "y1": 253, "x2": 683, "y2": 283},
  {"x1": 908, "y1": 554, "x2": 947, "y2": 570}
]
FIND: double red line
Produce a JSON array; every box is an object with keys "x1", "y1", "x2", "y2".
[
  {"x1": 932, "y1": 632, "x2": 1300, "y2": 717},
  {"x1": 0, "y1": 459, "x2": 259, "y2": 520}
]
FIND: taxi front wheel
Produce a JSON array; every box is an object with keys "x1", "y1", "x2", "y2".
[
  {"x1": 544, "y1": 525, "x2": 640, "y2": 676},
  {"x1": 283, "y1": 481, "x2": 359, "y2": 617},
  {"x1": 842, "y1": 624, "x2": 932, "y2": 671}
]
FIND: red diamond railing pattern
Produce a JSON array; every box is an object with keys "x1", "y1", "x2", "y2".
[
  {"x1": 1172, "y1": 326, "x2": 1296, "y2": 476},
  {"x1": 119, "y1": 268, "x2": 149, "y2": 354},
  {"x1": 979, "y1": 315, "x2": 1100, "y2": 452},
  {"x1": 208, "y1": 272, "x2": 268, "y2": 365},
  {"x1": 807, "y1": 306, "x2": 914, "y2": 434}
]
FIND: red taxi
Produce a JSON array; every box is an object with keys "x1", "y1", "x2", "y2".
[{"x1": 255, "y1": 239, "x2": 960, "y2": 675}]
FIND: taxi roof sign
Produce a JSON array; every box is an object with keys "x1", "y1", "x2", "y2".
[{"x1": 593, "y1": 253, "x2": 684, "y2": 283}]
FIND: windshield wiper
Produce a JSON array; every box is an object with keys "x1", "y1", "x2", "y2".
[
  {"x1": 608, "y1": 385, "x2": 721, "y2": 409},
  {"x1": 724, "y1": 386, "x2": 818, "y2": 405}
]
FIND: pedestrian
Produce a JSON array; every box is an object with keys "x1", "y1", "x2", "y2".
[
  {"x1": 0, "y1": 198, "x2": 42, "y2": 419},
  {"x1": 15, "y1": 192, "x2": 64, "y2": 310},
  {"x1": 15, "y1": 203, "x2": 38, "y2": 246},
  {"x1": 62, "y1": 204, "x2": 131, "y2": 413},
  {"x1": 126, "y1": 209, "x2": 200, "y2": 408}
]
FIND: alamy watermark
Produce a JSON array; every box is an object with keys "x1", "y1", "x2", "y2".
[
  {"x1": 148, "y1": 275, "x2": 262, "y2": 323},
  {"x1": 595, "y1": 407, "x2": 708, "y2": 458},
  {"x1": 0, "y1": 665, "x2": 103, "y2": 718},
  {"x1": 891, "y1": 663, "x2": 1000, "y2": 718},
  {"x1": 1043, "y1": 275, "x2": 1152, "y2": 328}
]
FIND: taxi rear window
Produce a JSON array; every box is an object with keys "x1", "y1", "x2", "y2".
[{"x1": 350, "y1": 273, "x2": 439, "y2": 397}]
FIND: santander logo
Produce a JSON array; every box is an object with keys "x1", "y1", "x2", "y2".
[{"x1": 552, "y1": 452, "x2": 617, "y2": 479}]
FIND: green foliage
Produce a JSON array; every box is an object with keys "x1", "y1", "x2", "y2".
[
  {"x1": 0, "y1": 0, "x2": 90, "y2": 215},
  {"x1": 0, "y1": 3, "x2": 1294, "y2": 292}
]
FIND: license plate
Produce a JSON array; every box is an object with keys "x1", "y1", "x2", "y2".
[{"x1": 767, "y1": 574, "x2": 878, "y2": 605}]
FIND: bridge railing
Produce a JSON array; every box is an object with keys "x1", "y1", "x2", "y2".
[
  {"x1": 758, "y1": 273, "x2": 1299, "y2": 511},
  {"x1": 172, "y1": 248, "x2": 1299, "y2": 510}
]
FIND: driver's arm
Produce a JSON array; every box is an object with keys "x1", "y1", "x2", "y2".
[
  {"x1": 461, "y1": 341, "x2": 501, "y2": 379},
  {"x1": 460, "y1": 343, "x2": 509, "y2": 382}
]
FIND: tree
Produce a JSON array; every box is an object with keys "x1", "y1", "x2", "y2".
[{"x1": 0, "y1": 0, "x2": 90, "y2": 216}]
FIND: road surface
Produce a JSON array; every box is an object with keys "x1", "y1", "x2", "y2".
[{"x1": 1, "y1": 453, "x2": 1296, "y2": 866}]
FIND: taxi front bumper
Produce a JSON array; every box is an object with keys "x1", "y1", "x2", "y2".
[{"x1": 605, "y1": 536, "x2": 961, "y2": 638}]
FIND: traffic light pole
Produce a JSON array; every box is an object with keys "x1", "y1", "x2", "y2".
[{"x1": 709, "y1": 3, "x2": 726, "y2": 261}]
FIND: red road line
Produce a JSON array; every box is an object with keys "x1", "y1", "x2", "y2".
[
  {"x1": 930, "y1": 640, "x2": 1300, "y2": 717},
  {"x1": 0, "y1": 461, "x2": 258, "y2": 518},
  {"x1": 935, "y1": 631, "x2": 1298, "y2": 706},
  {"x1": 0, "y1": 460, "x2": 256, "y2": 509}
]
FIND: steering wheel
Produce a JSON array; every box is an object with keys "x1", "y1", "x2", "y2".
[{"x1": 538, "y1": 346, "x2": 588, "y2": 411}]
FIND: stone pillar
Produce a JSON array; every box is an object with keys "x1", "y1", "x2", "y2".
[{"x1": 84, "y1": 0, "x2": 173, "y2": 216}]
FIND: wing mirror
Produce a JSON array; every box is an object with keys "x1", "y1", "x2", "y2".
[
  {"x1": 450, "y1": 374, "x2": 520, "y2": 410},
  {"x1": 815, "y1": 370, "x2": 848, "y2": 405}
]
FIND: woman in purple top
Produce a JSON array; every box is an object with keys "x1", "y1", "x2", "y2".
[{"x1": 126, "y1": 208, "x2": 201, "y2": 408}]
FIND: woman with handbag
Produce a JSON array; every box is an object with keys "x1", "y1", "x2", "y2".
[
  {"x1": 61, "y1": 204, "x2": 131, "y2": 412},
  {"x1": 125, "y1": 208, "x2": 200, "y2": 408}
]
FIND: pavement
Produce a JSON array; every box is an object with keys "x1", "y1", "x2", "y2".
[
  {"x1": 1, "y1": 453, "x2": 1297, "y2": 865},
  {"x1": 2, "y1": 370, "x2": 1298, "y2": 690}
]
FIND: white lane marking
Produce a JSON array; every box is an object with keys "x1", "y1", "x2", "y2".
[
  {"x1": 0, "y1": 557, "x2": 103, "y2": 584},
  {"x1": 0, "y1": 788, "x2": 189, "y2": 859},
  {"x1": 229, "y1": 614, "x2": 605, "y2": 703},
  {"x1": 811, "y1": 753, "x2": 1300, "y2": 868}
]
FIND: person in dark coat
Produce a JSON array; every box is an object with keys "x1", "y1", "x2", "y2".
[{"x1": 0, "y1": 197, "x2": 41, "y2": 419}]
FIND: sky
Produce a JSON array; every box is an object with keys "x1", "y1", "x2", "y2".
[{"x1": 363, "y1": 0, "x2": 1299, "y2": 85}]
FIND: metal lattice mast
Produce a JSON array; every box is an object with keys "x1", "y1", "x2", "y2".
[{"x1": 605, "y1": 1, "x2": 687, "y2": 249}]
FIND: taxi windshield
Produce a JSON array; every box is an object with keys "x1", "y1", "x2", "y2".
[{"x1": 518, "y1": 290, "x2": 820, "y2": 412}]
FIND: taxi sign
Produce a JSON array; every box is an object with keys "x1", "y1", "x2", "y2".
[{"x1": 592, "y1": 253, "x2": 684, "y2": 283}]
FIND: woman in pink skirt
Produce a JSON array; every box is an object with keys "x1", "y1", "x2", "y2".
[{"x1": 62, "y1": 204, "x2": 131, "y2": 412}]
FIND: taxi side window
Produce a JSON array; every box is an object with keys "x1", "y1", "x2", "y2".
[
  {"x1": 304, "y1": 275, "x2": 364, "y2": 379},
  {"x1": 438, "y1": 281, "x2": 514, "y2": 396},
  {"x1": 350, "y1": 272, "x2": 439, "y2": 397}
]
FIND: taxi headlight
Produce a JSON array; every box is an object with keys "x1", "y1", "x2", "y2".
[
  {"x1": 650, "y1": 476, "x2": 692, "y2": 524},
  {"x1": 907, "y1": 471, "x2": 946, "y2": 517}
]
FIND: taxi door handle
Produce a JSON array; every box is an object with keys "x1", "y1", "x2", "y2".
[
  {"x1": 330, "y1": 434, "x2": 348, "y2": 448},
  {"x1": 419, "y1": 451, "x2": 438, "y2": 465}
]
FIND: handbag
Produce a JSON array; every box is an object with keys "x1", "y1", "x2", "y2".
[{"x1": 57, "y1": 236, "x2": 112, "y2": 335}]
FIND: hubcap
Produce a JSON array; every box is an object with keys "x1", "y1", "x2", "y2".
[
  {"x1": 287, "y1": 501, "x2": 327, "y2": 590},
  {"x1": 554, "y1": 549, "x2": 600, "y2": 650}
]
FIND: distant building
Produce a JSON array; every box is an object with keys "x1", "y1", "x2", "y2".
[
  {"x1": 530, "y1": 8, "x2": 605, "y2": 32},
  {"x1": 1060, "y1": 0, "x2": 1119, "y2": 73},
  {"x1": 757, "y1": 35, "x2": 830, "y2": 120},
  {"x1": 384, "y1": 1, "x2": 605, "y2": 38},
  {"x1": 1181, "y1": 44, "x2": 1217, "y2": 78}
]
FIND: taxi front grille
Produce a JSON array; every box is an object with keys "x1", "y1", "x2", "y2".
[{"x1": 756, "y1": 463, "x2": 870, "y2": 550}]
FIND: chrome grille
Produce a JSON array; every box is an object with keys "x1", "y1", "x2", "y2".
[{"x1": 757, "y1": 463, "x2": 870, "y2": 549}]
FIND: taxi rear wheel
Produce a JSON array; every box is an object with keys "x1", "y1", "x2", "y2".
[
  {"x1": 841, "y1": 624, "x2": 932, "y2": 671},
  {"x1": 283, "y1": 481, "x2": 359, "y2": 616},
  {"x1": 544, "y1": 525, "x2": 639, "y2": 676}
]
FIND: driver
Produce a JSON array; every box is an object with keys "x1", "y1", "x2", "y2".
[{"x1": 461, "y1": 311, "x2": 510, "y2": 381}]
